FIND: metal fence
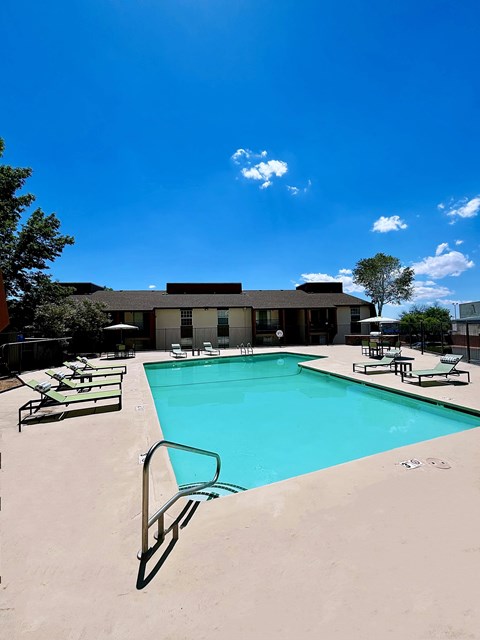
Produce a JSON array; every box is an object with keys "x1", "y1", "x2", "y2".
[
  {"x1": 4, "y1": 319, "x2": 477, "y2": 370},
  {"x1": 0, "y1": 338, "x2": 71, "y2": 374}
]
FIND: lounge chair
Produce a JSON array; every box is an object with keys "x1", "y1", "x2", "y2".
[
  {"x1": 63, "y1": 362, "x2": 124, "y2": 382},
  {"x1": 401, "y1": 355, "x2": 470, "y2": 386},
  {"x1": 45, "y1": 370, "x2": 122, "y2": 391},
  {"x1": 76, "y1": 356, "x2": 127, "y2": 375},
  {"x1": 170, "y1": 344, "x2": 187, "y2": 359},
  {"x1": 18, "y1": 380, "x2": 122, "y2": 432},
  {"x1": 203, "y1": 342, "x2": 220, "y2": 356},
  {"x1": 353, "y1": 350, "x2": 401, "y2": 374}
]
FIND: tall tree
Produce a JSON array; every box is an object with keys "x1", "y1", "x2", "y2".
[
  {"x1": 352, "y1": 253, "x2": 414, "y2": 316},
  {"x1": 0, "y1": 138, "x2": 74, "y2": 328},
  {"x1": 35, "y1": 298, "x2": 110, "y2": 352}
]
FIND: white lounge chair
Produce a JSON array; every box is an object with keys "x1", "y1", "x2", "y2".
[
  {"x1": 203, "y1": 342, "x2": 220, "y2": 355},
  {"x1": 170, "y1": 344, "x2": 187, "y2": 358}
]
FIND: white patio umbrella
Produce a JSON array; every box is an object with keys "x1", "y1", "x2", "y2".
[
  {"x1": 103, "y1": 323, "x2": 139, "y2": 343},
  {"x1": 359, "y1": 316, "x2": 398, "y2": 341},
  {"x1": 359, "y1": 316, "x2": 397, "y2": 324}
]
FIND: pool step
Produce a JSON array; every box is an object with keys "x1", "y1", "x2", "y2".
[{"x1": 179, "y1": 481, "x2": 247, "y2": 501}]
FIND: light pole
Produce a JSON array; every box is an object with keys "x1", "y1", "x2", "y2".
[{"x1": 452, "y1": 302, "x2": 458, "y2": 320}]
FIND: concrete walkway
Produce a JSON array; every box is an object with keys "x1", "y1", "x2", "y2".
[{"x1": 1, "y1": 346, "x2": 479, "y2": 639}]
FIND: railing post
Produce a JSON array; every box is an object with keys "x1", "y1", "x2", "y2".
[
  {"x1": 141, "y1": 453, "x2": 151, "y2": 557},
  {"x1": 466, "y1": 321, "x2": 471, "y2": 363},
  {"x1": 157, "y1": 513, "x2": 165, "y2": 543},
  {"x1": 138, "y1": 440, "x2": 221, "y2": 560}
]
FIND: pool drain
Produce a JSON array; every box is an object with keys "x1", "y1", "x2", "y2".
[{"x1": 425, "y1": 457, "x2": 451, "y2": 469}]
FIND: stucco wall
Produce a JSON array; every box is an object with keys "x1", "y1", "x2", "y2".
[
  {"x1": 334, "y1": 305, "x2": 371, "y2": 344},
  {"x1": 155, "y1": 309, "x2": 181, "y2": 350},
  {"x1": 154, "y1": 307, "x2": 253, "y2": 350},
  {"x1": 229, "y1": 307, "x2": 252, "y2": 346}
]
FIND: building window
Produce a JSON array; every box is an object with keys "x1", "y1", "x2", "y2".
[
  {"x1": 255, "y1": 310, "x2": 279, "y2": 331},
  {"x1": 217, "y1": 309, "x2": 229, "y2": 325},
  {"x1": 124, "y1": 311, "x2": 145, "y2": 331},
  {"x1": 181, "y1": 309, "x2": 192, "y2": 326},
  {"x1": 217, "y1": 309, "x2": 229, "y2": 347},
  {"x1": 350, "y1": 307, "x2": 361, "y2": 334},
  {"x1": 310, "y1": 309, "x2": 328, "y2": 329},
  {"x1": 180, "y1": 309, "x2": 193, "y2": 346}
]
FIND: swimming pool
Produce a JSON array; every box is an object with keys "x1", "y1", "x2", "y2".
[{"x1": 145, "y1": 353, "x2": 479, "y2": 493}]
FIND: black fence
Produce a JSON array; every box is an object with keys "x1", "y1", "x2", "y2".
[
  {"x1": 0, "y1": 338, "x2": 71, "y2": 374},
  {"x1": 344, "y1": 320, "x2": 479, "y2": 364},
  {"x1": 3, "y1": 319, "x2": 477, "y2": 371}
]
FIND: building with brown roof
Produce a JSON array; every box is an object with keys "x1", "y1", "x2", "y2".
[{"x1": 72, "y1": 281, "x2": 375, "y2": 350}]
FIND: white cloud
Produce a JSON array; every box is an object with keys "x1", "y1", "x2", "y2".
[
  {"x1": 148, "y1": 284, "x2": 156, "y2": 289},
  {"x1": 231, "y1": 148, "x2": 252, "y2": 164},
  {"x1": 435, "y1": 242, "x2": 449, "y2": 256},
  {"x1": 241, "y1": 166, "x2": 262, "y2": 180},
  {"x1": 233, "y1": 148, "x2": 289, "y2": 190},
  {"x1": 445, "y1": 196, "x2": 480, "y2": 222},
  {"x1": 455, "y1": 239, "x2": 464, "y2": 245},
  {"x1": 412, "y1": 246, "x2": 474, "y2": 278},
  {"x1": 372, "y1": 215, "x2": 408, "y2": 233},
  {"x1": 240, "y1": 159, "x2": 288, "y2": 189},
  {"x1": 300, "y1": 269, "x2": 365, "y2": 294},
  {"x1": 287, "y1": 180, "x2": 312, "y2": 196},
  {"x1": 412, "y1": 280, "x2": 452, "y2": 301},
  {"x1": 437, "y1": 202, "x2": 445, "y2": 210}
]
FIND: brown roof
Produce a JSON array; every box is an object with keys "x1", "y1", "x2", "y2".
[{"x1": 72, "y1": 289, "x2": 371, "y2": 311}]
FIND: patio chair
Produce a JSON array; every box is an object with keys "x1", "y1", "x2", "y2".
[
  {"x1": 45, "y1": 370, "x2": 122, "y2": 391},
  {"x1": 170, "y1": 344, "x2": 187, "y2": 359},
  {"x1": 353, "y1": 350, "x2": 400, "y2": 374},
  {"x1": 63, "y1": 362, "x2": 125, "y2": 382},
  {"x1": 18, "y1": 379, "x2": 122, "y2": 432},
  {"x1": 76, "y1": 356, "x2": 127, "y2": 375},
  {"x1": 203, "y1": 342, "x2": 220, "y2": 356},
  {"x1": 361, "y1": 340, "x2": 370, "y2": 355},
  {"x1": 401, "y1": 355, "x2": 470, "y2": 386}
]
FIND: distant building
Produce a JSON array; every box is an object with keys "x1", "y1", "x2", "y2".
[
  {"x1": 60, "y1": 282, "x2": 106, "y2": 295},
  {"x1": 71, "y1": 281, "x2": 375, "y2": 350},
  {"x1": 459, "y1": 301, "x2": 480, "y2": 319},
  {"x1": 451, "y1": 301, "x2": 480, "y2": 362}
]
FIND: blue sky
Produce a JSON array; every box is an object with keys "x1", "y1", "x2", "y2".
[{"x1": 1, "y1": 0, "x2": 479, "y2": 317}]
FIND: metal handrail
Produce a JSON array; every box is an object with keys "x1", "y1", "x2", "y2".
[
  {"x1": 239, "y1": 343, "x2": 253, "y2": 355},
  {"x1": 138, "y1": 439, "x2": 221, "y2": 560}
]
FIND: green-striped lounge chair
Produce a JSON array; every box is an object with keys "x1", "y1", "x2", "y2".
[
  {"x1": 401, "y1": 355, "x2": 470, "y2": 386},
  {"x1": 18, "y1": 379, "x2": 122, "y2": 431},
  {"x1": 45, "y1": 370, "x2": 122, "y2": 391},
  {"x1": 76, "y1": 356, "x2": 127, "y2": 375},
  {"x1": 353, "y1": 350, "x2": 401, "y2": 374}
]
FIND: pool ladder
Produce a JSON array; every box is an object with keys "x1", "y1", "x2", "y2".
[
  {"x1": 239, "y1": 343, "x2": 253, "y2": 355},
  {"x1": 138, "y1": 440, "x2": 221, "y2": 561}
]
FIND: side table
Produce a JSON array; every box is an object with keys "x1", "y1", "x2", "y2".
[{"x1": 393, "y1": 361, "x2": 413, "y2": 376}]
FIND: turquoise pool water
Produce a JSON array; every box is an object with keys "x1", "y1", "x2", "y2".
[{"x1": 145, "y1": 353, "x2": 479, "y2": 491}]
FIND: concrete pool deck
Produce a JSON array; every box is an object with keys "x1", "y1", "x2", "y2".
[{"x1": 1, "y1": 345, "x2": 479, "y2": 639}]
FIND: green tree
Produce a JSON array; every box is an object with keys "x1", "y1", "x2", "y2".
[
  {"x1": 399, "y1": 304, "x2": 451, "y2": 334},
  {"x1": 34, "y1": 298, "x2": 110, "y2": 352},
  {"x1": 0, "y1": 138, "x2": 74, "y2": 328},
  {"x1": 352, "y1": 253, "x2": 414, "y2": 315}
]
